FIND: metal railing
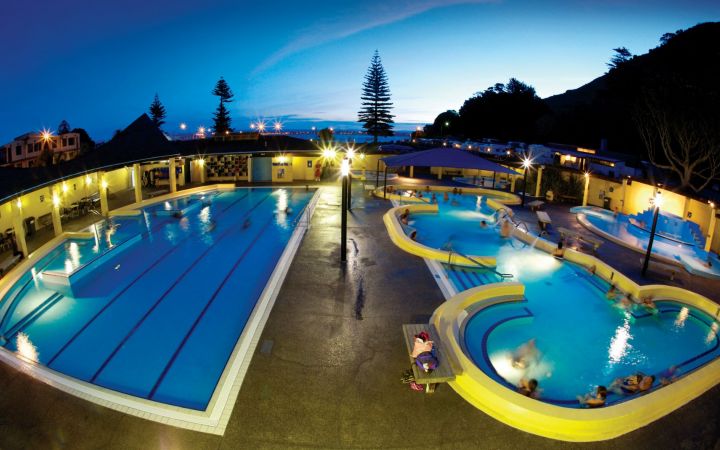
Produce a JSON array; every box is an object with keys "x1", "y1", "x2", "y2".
[{"x1": 443, "y1": 242, "x2": 513, "y2": 279}]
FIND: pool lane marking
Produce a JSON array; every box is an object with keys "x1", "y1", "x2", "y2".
[
  {"x1": 1, "y1": 292, "x2": 65, "y2": 346},
  {"x1": 89, "y1": 192, "x2": 273, "y2": 384},
  {"x1": 147, "y1": 203, "x2": 288, "y2": 400},
  {"x1": 46, "y1": 191, "x2": 253, "y2": 367}
]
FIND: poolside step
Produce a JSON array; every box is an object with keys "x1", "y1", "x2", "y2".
[{"x1": 442, "y1": 264, "x2": 503, "y2": 292}]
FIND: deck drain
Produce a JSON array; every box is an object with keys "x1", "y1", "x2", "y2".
[{"x1": 259, "y1": 340, "x2": 274, "y2": 355}]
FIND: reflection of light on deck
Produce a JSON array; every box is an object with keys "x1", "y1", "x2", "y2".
[
  {"x1": 707, "y1": 322, "x2": 718, "y2": 344},
  {"x1": 674, "y1": 307, "x2": 689, "y2": 328},
  {"x1": 16, "y1": 332, "x2": 39, "y2": 362},
  {"x1": 608, "y1": 317, "x2": 632, "y2": 364}
]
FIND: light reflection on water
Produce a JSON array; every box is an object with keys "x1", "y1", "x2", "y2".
[{"x1": 608, "y1": 317, "x2": 632, "y2": 364}]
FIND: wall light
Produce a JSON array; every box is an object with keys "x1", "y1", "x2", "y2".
[
  {"x1": 341, "y1": 158, "x2": 350, "y2": 177},
  {"x1": 52, "y1": 194, "x2": 61, "y2": 207}
]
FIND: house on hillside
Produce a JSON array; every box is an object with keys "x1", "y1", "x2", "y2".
[{"x1": 1, "y1": 131, "x2": 82, "y2": 168}]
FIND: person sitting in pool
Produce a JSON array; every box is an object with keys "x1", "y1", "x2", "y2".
[
  {"x1": 640, "y1": 295, "x2": 657, "y2": 311},
  {"x1": 610, "y1": 374, "x2": 654, "y2": 395},
  {"x1": 552, "y1": 240, "x2": 565, "y2": 258},
  {"x1": 606, "y1": 284, "x2": 620, "y2": 301},
  {"x1": 458, "y1": 188, "x2": 463, "y2": 195},
  {"x1": 500, "y1": 218, "x2": 512, "y2": 238},
  {"x1": 616, "y1": 295, "x2": 634, "y2": 310},
  {"x1": 480, "y1": 220, "x2": 488, "y2": 229},
  {"x1": 431, "y1": 193, "x2": 438, "y2": 204},
  {"x1": 512, "y1": 338, "x2": 539, "y2": 369},
  {"x1": 425, "y1": 185, "x2": 431, "y2": 192},
  {"x1": 517, "y1": 378, "x2": 540, "y2": 399},
  {"x1": 704, "y1": 256, "x2": 713, "y2": 268},
  {"x1": 409, "y1": 230, "x2": 418, "y2": 241},
  {"x1": 452, "y1": 187, "x2": 458, "y2": 195},
  {"x1": 578, "y1": 385, "x2": 608, "y2": 408},
  {"x1": 660, "y1": 366, "x2": 678, "y2": 386},
  {"x1": 443, "y1": 191, "x2": 450, "y2": 202},
  {"x1": 587, "y1": 264, "x2": 597, "y2": 275},
  {"x1": 399, "y1": 208, "x2": 410, "y2": 225},
  {"x1": 417, "y1": 191, "x2": 424, "y2": 199}
]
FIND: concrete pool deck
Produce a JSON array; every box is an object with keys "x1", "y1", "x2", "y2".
[{"x1": 0, "y1": 181, "x2": 718, "y2": 449}]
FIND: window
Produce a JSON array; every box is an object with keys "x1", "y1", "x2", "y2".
[
  {"x1": 62, "y1": 138, "x2": 67, "y2": 147},
  {"x1": 68, "y1": 137, "x2": 75, "y2": 146},
  {"x1": 15, "y1": 145, "x2": 21, "y2": 156},
  {"x1": 52, "y1": 141, "x2": 57, "y2": 149}
]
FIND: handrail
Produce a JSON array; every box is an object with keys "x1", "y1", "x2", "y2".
[{"x1": 444, "y1": 243, "x2": 513, "y2": 279}]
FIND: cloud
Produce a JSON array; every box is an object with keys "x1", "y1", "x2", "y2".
[{"x1": 253, "y1": 0, "x2": 494, "y2": 74}]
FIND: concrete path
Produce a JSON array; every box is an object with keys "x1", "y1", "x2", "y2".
[{"x1": 0, "y1": 182, "x2": 718, "y2": 449}]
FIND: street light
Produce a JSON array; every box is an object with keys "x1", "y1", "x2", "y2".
[
  {"x1": 441, "y1": 121, "x2": 449, "y2": 139},
  {"x1": 521, "y1": 157, "x2": 532, "y2": 206},
  {"x1": 641, "y1": 191, "x2": 663, "y2": 276},
  {"x1": 340, "y1": 158, "x2": 350, "y2": 263}
]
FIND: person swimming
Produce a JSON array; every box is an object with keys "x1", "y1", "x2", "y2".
[
  {"x1": 578, "y1": 385, "x2": 608, "y2": 408},
  {"x1": 517, "y1": 378, "x2": 539, "y2": 399},
  {"x1": 610, "y1": 374, "x2": 654, "y2": 395},
  {"x1": 399, "y1": 208, "x2": 410, "y2": 225},
  {"x1": 409, "y1": 230, "x2": 418, "y2": 241},
  {"x1": 480, "y1": 220, "x2": 488, "y2": 229},
  {"x1": 431, "y1": 193, "x2": 438, "y2": 204},
  {"x1": 443, "y1": 192, "x2": 449, "y2": 202},
  {"x1": 512, "y1": 338, "x2": 539, "y2": 369},
  {"x1": 606, "y1": 284, "x2": 620, "y2": 301},
  {"x1": 640, "y1": 295, "x2": 657, "y2": 311}
]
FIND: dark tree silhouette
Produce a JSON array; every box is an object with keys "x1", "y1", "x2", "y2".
[
  {"x1": 71, "y1": 128, "x2": 95, "y2": 155},
  {"x1": 358, "y1": 50, "x2": 394, "y2": 143},
  {"x1": 458, "y1": 78, "x2": 546, "y2": 142},
  {"x1": 212, "y1": 77, "x2": 234, "y2": 134},
  {"x1": 149, "y1": 94, "x2": 166, "y2": 128},
  {"x1": 607, "y1": 47, "x2": 633, "y2": 71},
  {"x1": 318, "y1": 127, "x2": 334, "y2": 144},
  {"x1": 424, "y1": 110, "x2": 459, "y2": 138},
  {"x1": 58, "y1": 120, "x2": 71, "y2": 134}
]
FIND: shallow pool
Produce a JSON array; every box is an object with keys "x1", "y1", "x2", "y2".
[
  {"x1": 0, "y1": 187, "x2": 315, "y2": 410},
  {"x1": 406, "y1": 203, "x2": 720, "y2": 407}
]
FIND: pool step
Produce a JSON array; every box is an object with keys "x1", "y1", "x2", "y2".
[
  {"x1": 442, "y1": 264, "x2": 503, "y2": 292},
  {"x1": 2, "y1": 292, "x2": 64, "y2": 342}
]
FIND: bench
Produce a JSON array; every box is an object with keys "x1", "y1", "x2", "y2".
[
  {"x1": 527, "y1": 200, "x2": 544, "y2": 211},
  {"x1": 402, "y1": 324, "x2": 456, "y2": 393},
  {"x1": 536, "y1": 211, "x2": 552, "y2": 235},
  {"x1": 558, "y1": 227, "x2": 604, "y2": 253},
  {"x1": 0, "y1": 254, "x2": 22, "y2": 277}
]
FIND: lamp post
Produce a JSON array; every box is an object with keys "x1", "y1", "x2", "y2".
[
  {"x1": 521, "y1": 157, "x2": 531, "y2": 206},
  {"x1": 340, "y1": 158, "x2": 349, "y2": 263},
  {"x1": 641, "y1": 191, "x2": 663, "y2": 276},
  {"x1": 345, "y1": 148, "x2": 355, "y2": 211}
]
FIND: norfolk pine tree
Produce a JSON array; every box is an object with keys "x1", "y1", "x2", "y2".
[
  {"x1": 212, "y1": 77, "x2": 234, "y2": 134},
  {"x1": 358, "y1": 51, "x2": 394, "y2": 143},
  {"x1": 149, "y1": 94, "x2": 166, "y2": 128}
]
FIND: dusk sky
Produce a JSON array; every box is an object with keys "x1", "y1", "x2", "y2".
[{"x1": 1, "y1": 0, "x2": 718, "y2": 142}]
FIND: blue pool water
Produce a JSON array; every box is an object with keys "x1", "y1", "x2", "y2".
[
  {"x1": 0, "y1": 188, "x2": 315, "y2": 410},
  {"x1": 407, "y1": 203, "x2": 720, "y2": 407},
  {"x1": 572, "y1": 206, "x2": 720, "y2": 279}
]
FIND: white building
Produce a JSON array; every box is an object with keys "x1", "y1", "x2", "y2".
[{"x1": 1, "y1": 131, "x2": 81, "y2": 168}]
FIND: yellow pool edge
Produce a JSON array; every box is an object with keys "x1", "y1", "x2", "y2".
[{"x1": 427, "y1": 228, "x2": 720, "y2": 442}]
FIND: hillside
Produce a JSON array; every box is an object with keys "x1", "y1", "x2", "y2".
[{"x1": 539, "y1": 21, "x2": 720, "y2": 155}]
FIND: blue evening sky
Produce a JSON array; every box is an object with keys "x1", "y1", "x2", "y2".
[{"x1": 0, "y1": 0, "x2": 718, "y2": 142}]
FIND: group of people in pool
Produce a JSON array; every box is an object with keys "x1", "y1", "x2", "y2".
[
  {"x1": 605, "y1": 284, "x2": 658, "y2": 313},
  {"x1": 510, "y1": 338, "x2": 679, "y2": 407}
]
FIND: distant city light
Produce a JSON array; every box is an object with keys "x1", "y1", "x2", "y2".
[
  {"x1": 180, "y1": 123, "x2": 187, "y2": 130},
  {"x1": 250, "y1": 123, "x2": 256, "y2": 129},
  {"x1": 274, "y1": 121, "x2": 283, "y2": 132},
  {"x1": 198, "y1": 126, "x2": 206, "y2": 134}
]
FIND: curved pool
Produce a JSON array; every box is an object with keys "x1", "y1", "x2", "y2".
[{"x1": 401, "y1": 202, "x2": 720, "y2": 408}]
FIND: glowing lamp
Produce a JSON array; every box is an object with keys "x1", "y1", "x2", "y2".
[
  {"x1": 346, "y1": 148, "x2": 355, "y2": 159},
  {"x1": 15, "y1": 199, "x2": 22, "y2": 209},
  {"x1": 101, "y1": 179, "x2": 108, "y2": 190},
  {"x1": 278, "y1": 156, "x2": 288, "y2": 164},
  {"x1": 274, "y1": 122, "x2": 282, "y2": 131},
  {"x1": 198, "y1": 158, "x2": 205, "y2": 167},
  {"x1": 85, "y1": 175, "x2": 92, "y2": 186},
  {"x1": 584, "y1": 171, "x2": 590, "y2": 178},
  {"x1": 180, "y1": 123, "x2": 187, "y2": 130},
  {"x1": 62, "y1": 183, "x2": 69, "y2": 193},
  {"x1": 340, "y1": 158, "x2": 350, "y2": 177},
  {"x1": 52, "y1": 194, "x2": 61, "y2": 207},
  {"x1": 522, "y1": 158, "x2": 532, "y2": 169},
  {"x1": 359, "y1": 153, "x2": 366, "y2": 160},
  {"x1": 653, "y1": 192, "x2": 663, "y2": 208}
]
